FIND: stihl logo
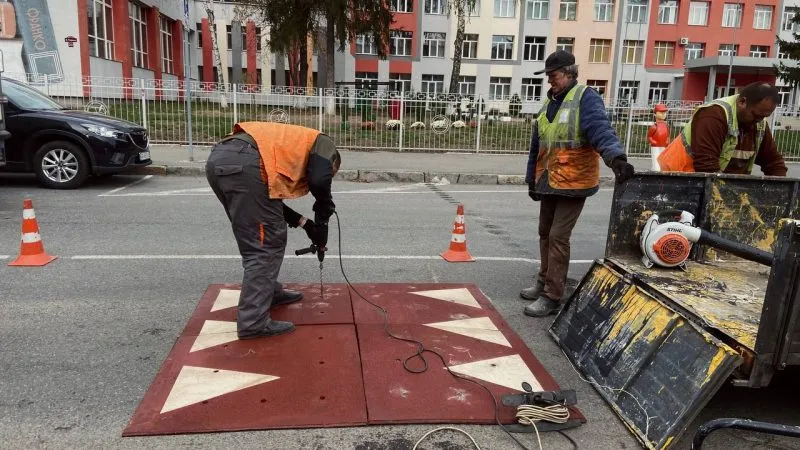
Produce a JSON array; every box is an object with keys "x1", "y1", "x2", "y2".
[{"x1": 667, "y1": 228, "x2": 683, "y2": 233}]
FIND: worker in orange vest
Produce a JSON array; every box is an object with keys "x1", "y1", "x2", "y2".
[
  {"x1": 658, "y1": 82, "x2": 787, "y2": 176},
  {"x1": 206, "y1": 122, "x2": 341, "y2": 340}
]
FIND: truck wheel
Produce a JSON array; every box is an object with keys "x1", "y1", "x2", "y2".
[{"x1": 33, "y1": 141, "x2": 90, "y2": 189}]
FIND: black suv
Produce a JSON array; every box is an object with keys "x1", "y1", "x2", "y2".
[{"x1": 0, "y1": 77, "x2": 151, "y2": 188}]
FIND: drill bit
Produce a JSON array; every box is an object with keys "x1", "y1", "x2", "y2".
[{"x1": 319, "y1": 261, "x2": 324, "y2": 301}]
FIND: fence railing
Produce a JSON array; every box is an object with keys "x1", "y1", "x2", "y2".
[{"x1": 9, "y1": 74, "x2": 800, "y2": 161}]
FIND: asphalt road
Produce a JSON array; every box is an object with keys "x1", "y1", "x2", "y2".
[{"x1": 1, "y1": 173, "x2": 798, "y2": 450}]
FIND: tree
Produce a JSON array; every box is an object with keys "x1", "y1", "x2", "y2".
[
  {"x1": 776, "y1": 7, "x2": 800, "y2": 89},
  {"x1": 448, "y1": 0, "x2": 477, "y2": 95},
  {"x1": 202, "y1": 1, "x2": 226, "y2": 92}
]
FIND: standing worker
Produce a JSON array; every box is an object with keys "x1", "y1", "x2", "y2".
[
  {"x1": 658, "y1": 82, "x2": 787, "y2": 176},
  {"x1": 206, "y1": 122, "x2": 341, "y2": 339},
  {"x1": 520, "y1": 50, "x2": 635, "y2": 317}
]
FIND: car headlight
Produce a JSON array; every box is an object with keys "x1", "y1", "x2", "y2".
[{"x1": 82, "y1": 124, "x2": 125, "y2": 139}]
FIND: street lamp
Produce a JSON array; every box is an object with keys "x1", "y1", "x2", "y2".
[{"x1": 724, "y1": 6, "x2": 740, "y2": 96}]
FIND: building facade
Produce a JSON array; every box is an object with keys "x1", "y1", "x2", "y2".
[{"x1": 0, "y1": 0, "x2": 797, "y2": 107}]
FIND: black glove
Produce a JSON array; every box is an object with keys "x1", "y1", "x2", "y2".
[
  {"x1": 301, "y1": 219, "x2": 316, "y2": 243},
  {"x1": 611, "y1": 157, "x2": 635, "y2": 184},
  {"x1": 528, "y1": 183, "x2": 541, "y2": 201},
  {"x1": 312, "y1": 223, "x2": 329, "y2": 252}
]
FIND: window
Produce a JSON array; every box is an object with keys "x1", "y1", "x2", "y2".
[
  {"x1": 421, "y1": 74, "x2": 444, "y2": 94},
  {"x1": 622, "y1": 40, "x2": 643, "y2": 64},
  {"x1": 255, "y1": 27, "x2": 262, "y2": 51},
  {"x1": 129, "y1": 2, "x2": 147, "y2": 69},
  {"x1": 527, "y1": 0, "x2": 549, "y2": 19},
  {"x1": 226, "y1": 25, "x2": 232, "y2": 50},
  {"x1": 556, "y1": 37, "x2": 574, "y2": 53},
  {"x1": 87, "y1": 0, "x2": 114, "y2": 59},
  {"x1": 559, "y1": 0, "x2": 577, "y2": 20},
  {"x1": 658, "y1": 1, "x2": 678, "y2": 24},
  {"x1": 684, "y1": 42, "x2": 705, "y2": 62},
  {"x1": 468, "y1": 0, "x2": 481, "y2": 16},
  {"x1": 718, "y1": 44, "x2": 738, "y2": 56},
  {"x1": 423, "y1": 32, "x2": 446, "y2": 58},
  {"x1": 586, "y1": 80, "x2": 607, "y2": 97},
  {"x1": 722, "y1": 3, "x2": 742, "y2": 28},
  {"x1": 653, "y1": 41, "x2": 675, "y2": 65},
  {"x1": 750, "y1": 45, "x2": 769, "y2": 58},
  {"x1": 389, "y1": 73, "x2": 411, "y2": 92},
  {"x1": 390, "y1": 31, "x2": 413, "y2": 56},
  {"x1": 753, "y1": 5, "x2": 773, "y2": 30},
  {"x1": 489, "y1": 77, "x2": 511, "y2": 99},
  {"x1": 783, "y1": 7, "x2": 798, "y2": 32},
  {"x1": 618, "y1": 80, "x2": 639, "y2": 102},
  {"x1": 355, "y1": 71, "x2": 378, "y2": 90},
  {"x1": 495, "y1": 0, "x2": 516, "y2": 17},
  {"x1": 524, "y1": 36, "x2": 546, "y2": 61},
  {"x1": 390, "y1": 0, "x2": 413, "y2": 13},
  {"x1": 594, "y1": 0, "x2": 613, "y2": 22},
  {"x1": 648, "y1": 82, "x2": 670, "y2": 103},
  {"x1": 462, "y1": 34, "x2": 478, "y2": 58},
  {"x1": 491, "y1": 35, "x2": 514, "y2": 60},
  {"x1": 589, "y1": 39, "x2": 612, "y2": 63},
  {"x1": 778, "y1": 48, "x2": 789, "y2": 60},
  {"x1": 425, "y1": 0, "x2": 445, "y2": 14},
  {"x1": 688, "y1": 1, "x2": 709, "y2": 25},
  {"x1": 356, "y1": 34, "x2": 377, "y2": 55},
  {"x1": 197, "y1": 22, "x2": 203, "y2": 48},
  {"x1": 521, "y1": 78, "x2": 543, "y2": 100},
  {"x1": 160, "y1": 16, "x2": 174, "y2": 74},
  {"x1": 626, "y1": 0, "x2": 647, "y2": 23},
  {"x1": 778, "y1": 86, "x2": 792, "y2": 106},
  {"x1": 459, "y1": 76, "x2": 476, "y2": 96}
]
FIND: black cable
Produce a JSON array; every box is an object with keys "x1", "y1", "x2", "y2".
[{"x1": 332, "y1": 211, "x2": 536, "y2": 450}]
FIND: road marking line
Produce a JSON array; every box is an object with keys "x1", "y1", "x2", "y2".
[
  {"x1": 69, "y1": 254, "x2": 595, "y2": 264},
  {"x1": 98, "y1": 175, "x2": 153, "y2": 197},
  {"x1": 0, "y1": 255, "x2": 10, "y2": 260}
]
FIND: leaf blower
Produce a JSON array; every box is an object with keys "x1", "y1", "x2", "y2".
[{"x1": 639, "y1": 210, "x2": 773, "y2": 269}]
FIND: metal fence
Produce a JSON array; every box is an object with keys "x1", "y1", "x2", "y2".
[{"x1": 8, "y1": 74, "x2": 800, "y2": 161}]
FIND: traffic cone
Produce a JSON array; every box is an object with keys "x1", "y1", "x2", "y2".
[
  {"x1": 9, "y1": 199, "x2": 57, "y2": 267},
  {"x1": 441, "y1": 204, "x2": 475, "y2": 262}
]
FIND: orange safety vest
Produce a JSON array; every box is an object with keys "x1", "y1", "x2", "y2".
[
  {"x1": 231, "y1": 122, "x2": 321, "y2": 200},
  {"x1": 535, "y1": 85, "x2": 600, "y2": 191}
]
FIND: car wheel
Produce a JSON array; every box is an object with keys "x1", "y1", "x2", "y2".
[{"x1": 33, "y1": 141, "x2": 90, "y2": 189}]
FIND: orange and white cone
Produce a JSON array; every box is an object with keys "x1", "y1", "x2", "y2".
[
  {"x1": 441, "y1": 204, "x2": 475, "y2": 262},
  {"x1": 9, "y1": 199, "x2": 57, "y2": 267}
]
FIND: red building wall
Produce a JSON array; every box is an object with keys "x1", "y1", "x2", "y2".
[
  {"x1": 351, "y1": 0, "x2": 418, "y2": 74},
  {"x1": 681, "y1": 71, "x2": 777, "y2": 102},
  {"x1": 645, "y1": 0, "x2": 780, "y2": 70}
]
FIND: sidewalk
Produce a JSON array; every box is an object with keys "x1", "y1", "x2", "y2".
[{"x1": 139, "y1": 144, "x2": 800, "y2": 185}]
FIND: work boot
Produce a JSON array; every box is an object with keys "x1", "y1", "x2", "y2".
[
  {"x1": 238, "y1": 320, "x2": 295, "y2": 339},
  {"x1": 520, "y1": 282, "x2": 545, "y2": 301},
  {"x1": 524, "y1": 296, "x2": 560, "y2": 317},
  {"x1": 273, "y1": 289, "x2": 304, "y2": 306}
]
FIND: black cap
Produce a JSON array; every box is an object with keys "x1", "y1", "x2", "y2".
[{"x1": 534, "y1": 50, "x2": 575, "y2": 75}]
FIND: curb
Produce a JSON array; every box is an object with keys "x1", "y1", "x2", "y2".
[{"x1": 131, "y1": 164, "x2": 616, "y2": 186}]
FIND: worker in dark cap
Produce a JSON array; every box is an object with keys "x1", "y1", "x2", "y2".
[
  {"x1": 521, "y1": 50, "x2": 635, "y2": 317},
  {"x1": 206, "y1": 122, "x2": 341, "y2": 339}
]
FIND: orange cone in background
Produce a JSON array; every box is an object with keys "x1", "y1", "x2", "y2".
[
  {"x1": 441, "y1": 204, "x2": 475, "y2": 262},
  {"x1": 9, "y1": 199, "x2": 57, "y2": 267}
]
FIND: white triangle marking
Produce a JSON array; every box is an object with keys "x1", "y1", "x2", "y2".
[
  {"x1": 448, "y1": 355, "x2": 543, "y2": 391},
  {"x1": 161, "y1": 366, "x2": 279, "y2": 414},
  {"x1": 190, "y1": 320, "x2": 238, "y2": 352},
  {"x1": 211, "y1": 288, "x2": 240, "y2": 312},
  {"x1": 425, "y1": 317, "x2": 511, "y2": 347},
  {"x1": 409, "y1": 288, "x2": 482, "y2": 309}
]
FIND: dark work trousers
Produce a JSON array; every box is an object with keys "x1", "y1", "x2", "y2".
[
  {"x1": 205, "y1": 139, "x2": 288, "y2": 337},
  {"x1": 537, "y1": 195, "x2": 586, "y2": 301}
]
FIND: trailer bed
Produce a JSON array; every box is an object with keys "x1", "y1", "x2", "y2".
[{"x1": 609, "y1": 257, "x2": 769, "y2": 352}]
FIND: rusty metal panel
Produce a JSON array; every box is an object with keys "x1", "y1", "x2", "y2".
[
  {"x1": 699, "y1": 177, "x2": 797, "y2": 261},
  {"x1": 753, "y1": 219, "x2": 800, "y2": 386},
  {"x1": 551, "y1": 262, "x2": 741, "y2": 450}
]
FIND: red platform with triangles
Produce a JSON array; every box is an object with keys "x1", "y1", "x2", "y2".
[{"x1": 123, "y1": 283, "x2": 583, "y2": 436}]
